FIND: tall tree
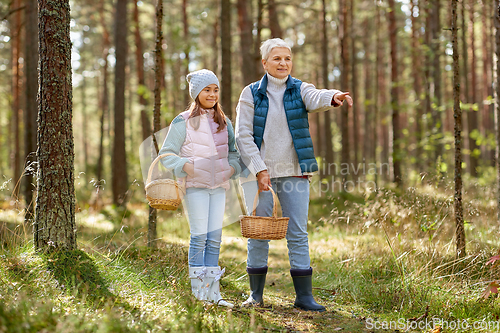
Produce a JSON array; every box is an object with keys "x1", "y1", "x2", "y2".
[
  {"x1": 482, "y1": 0, "x2": 494, "y2": 164},
  {"x1": 322, "y1": 0, "x2": 334, "y2": 174},
  {"x1": 411, "y1": 0, "x2": 424, "y2": 173},
  {"x1": 496, "y1": 0, "x2": 500, "y2": 222},
  {"x1": 220, "y1": 0, "x2": 232, "y2": 119},
  {"x1": 133, "y1": 0, "x2": 151, "y2": 142},
  {"x1": 255, "y1": 0, "x2": 264, "y2": 66},
  {"x1": 24, "y1": 0, "x2": 38, "y2": 222},
  {"x1": 374, "y1": 2, "x2": 385, "y2": 185},
  {"x1": 431, "y1": 0, "x2": 443, "y2": 162},
  {"x1": 80, "y1": 65, "x2": 89, "y2": 181},
  {"x1": 350, "y1": 0, "x2": 359, "y2": 179},
  {"x1": 112, "y1": 0, "x2": 129, "y2": 206},
  {"x1": 423, "y1": 2, "x2": 432, "y2": 166},
  {"x1": 452, "y1": 0, "x2": 465, "y2": 257},
  {"x1": 35, "y1": 0, "x2": 76, "y2": 251},
  {"x1": 148, "y1": 0, "x2": 163, "y2": 249},
  {"x1": 96, "y1": 1, "x2": 111, "y2": 196},
  {"x1": 11, "y1": 0, "x2": 22, "y2": 198},
  {"x1": 467, "y1": 0, "x2": 479, "y2": 176},
  {"x1": 211, "y1": 15, "x2": 219, "y2": 73},
  {"x1": 182, "y1": 0, "x2": 190, "y2": 107},
  {"x1": 339, "y1": 0, "x2": 350, "y2": 184},
  {"x1": 268, "y1": 0, "x2": 282, "y2": 38},
  {"x1": 237, "y1": 0, "x2": 258, "y2": 85},
  {"x1": 362, "y1": 17, "x2": 374, "y2": 172},
  {"x1": 388, "y1": 0, "x2": 402, "y2": 188},
  {"x1": 461, "y1": 0, "x2": 469, "y2": 121}
]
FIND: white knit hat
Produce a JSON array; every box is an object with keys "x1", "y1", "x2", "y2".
[{"x1": 186, "y1": 69, "x2": 219, "y2": 100}]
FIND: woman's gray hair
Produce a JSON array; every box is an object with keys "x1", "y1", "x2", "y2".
[{"x1": 260, "y1": 38, "x2": 292, "y2": 60}]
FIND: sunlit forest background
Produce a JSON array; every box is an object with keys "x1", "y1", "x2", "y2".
[
  {"x1": 0, "y1": 1, "x2": 500, "y2": 331},
  {"x1": 0, "y1": 0, "x2": 496, "y2": 209}
]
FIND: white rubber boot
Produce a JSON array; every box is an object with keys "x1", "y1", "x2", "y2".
[
  {"x1": 189, "y1": 267, "x2": 209, "y2": 301},
  {"x1": 205, "y1": 266, "x2": 234, "y2": 308}
]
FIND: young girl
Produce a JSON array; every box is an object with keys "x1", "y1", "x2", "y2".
[{"x1": 159, "y1": 69, "x2": 240, "y2": 308}]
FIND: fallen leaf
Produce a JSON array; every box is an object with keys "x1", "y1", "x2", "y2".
[
  {"x1": 430, "y1": 325, "x2": 442, "y2": 333},
  {"x1": 482, "y1": 281, "x2": 500, "y2": 299},
  {"x1": 486, "y1": 255, "x2": 500, "y2": 266}
]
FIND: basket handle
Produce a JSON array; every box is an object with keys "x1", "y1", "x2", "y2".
[
  {"x1": 146, "y1": 153, "x2": 184, "y2": 185},
  {"x1": 251, "y1": 187, "x2": 279, "y2": 218}
]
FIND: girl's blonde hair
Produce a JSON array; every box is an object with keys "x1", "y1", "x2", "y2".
[{"x1": 187, "y1": 99, "x2": 227, "y2": 132}]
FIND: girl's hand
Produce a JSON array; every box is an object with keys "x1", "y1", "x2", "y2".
[
  {"x1": 183, "y1": 163, "x2": 195, "y2": 176},
  {"x1": 229, "y1": 166, "x2": 235, "y2": 177},
  {"x1": 257, "y1": 170, "x2": 271, "y2": 191},
  {"x1": 333, "y1": 91, "x2": 353, "y2": 107}
]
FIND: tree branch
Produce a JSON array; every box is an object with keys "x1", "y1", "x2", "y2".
[{"x1": 0, "y1": 5, "x2": 26, "y2": 21}]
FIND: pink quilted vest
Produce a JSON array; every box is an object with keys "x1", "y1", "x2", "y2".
[{"x1": 179, "y1": 109, "x2": 231, "y2": 190}]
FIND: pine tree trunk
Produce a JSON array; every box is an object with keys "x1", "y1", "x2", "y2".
[
  {"x1": 482, "y1": 0, "x2": 494, "y2": 165},
  {"x1": 423, "y1": 3, "x2": 432, "y2": 171},
  {"x1": 388, "y1": 0, "x2": 402, "y2": 188},
  {"x1": 268, "y1": 0, "x2": 282, "y2": 38},
  {"x1": 461, "y1": 0, "x2": 469, "y2": 113},
  {"x1": 24, "y1": 0, "x2": 38, "y2": 223},
  {"x1": 81, "y1": 74, "x2": 89, "y2": 182},
  {"x1": 363, "y1": 17, "x2": 373, "y2": 171},
  {"x1": 255, "y1": 0, "x2": 263, "y2": 72},
  {"x1": 452, "y1": 0, "x2": 466, "y2": 258},
  {"x1": 431, "y1": 0, "x2": 444, "y2": 162},
  {"x1": 468, "y1": 0, "x2": 479, "y2": 177},
  {"x1": 411, "y1": 0, "x2": 423, "y2": 173},
  {"x1": 11, "y1": 0, "x2": 22, "y2": 199},
  {"x1": 112, "y1": 0, "x2": 129, "y2": 206},
  {"x1": 96, "y1": 2, "x2": 111, "y2": 195},
  {"x1": 314, "y1": 57, "x2": 325, "y2": 174},
  {"x1": 350, "y1": 0, "x2": 359, "y2": 180},
  {"x1": 182, "y1": 0, "x2": 190, "y2": 108},
  {"x1": 321, "y1": 0, "x2": 333, "y2": 175},
  {"x1": 35, "y1": 0, "x2": 76, "y2": 251},
  {"x1": 133, "y1": 0, "x2": 151, "y2": 144},
  {"x1": 237, "y1": 0, "x2": 257, "y2": 85},
  {"x1": 339, "y1": 0, "x2": 350, "y2": 185},
  {"x1": 148, "y1": 0, "x2": 164, "y2": 249},
  {"x1": 495, "y1": 0, "x2": 500, "y2": 222},
  {"x1": 220, "y1": 0, "x2": 232, "y2": 119},
  {"x1": 375, "y1": 2, "x2": 384, "y2": 186},
  {"x1": 211, "y1": 19, "x2": 218, "y2": 75}
]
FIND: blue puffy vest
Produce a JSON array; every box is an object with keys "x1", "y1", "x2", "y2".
[{"x1": 250, "y1": 74, "x2": 318, "y2": 174}]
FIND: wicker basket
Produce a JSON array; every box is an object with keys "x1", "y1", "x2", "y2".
[
  {"x1": 240, "y1": 187, "x2": 289, "y2": 240},
  {"x1": 145, "y1": 153, "x2": 186, "y2": 210}
]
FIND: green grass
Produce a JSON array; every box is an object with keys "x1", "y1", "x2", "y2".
[{"x1": 1, "y1": 179, "x2": 500, "y2": 332}]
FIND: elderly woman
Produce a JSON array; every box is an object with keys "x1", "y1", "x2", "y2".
[{"x1": 235, "y1": 38, "x2": 352, "y2": 312}]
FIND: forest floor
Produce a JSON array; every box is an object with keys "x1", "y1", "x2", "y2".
[{"x1": 1, "y1": 176, "x2": 500, "y2": 332}]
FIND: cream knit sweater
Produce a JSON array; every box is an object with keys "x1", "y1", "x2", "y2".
[{"x1": 235, "y1": 73, "x2": 340, "y2": 179}]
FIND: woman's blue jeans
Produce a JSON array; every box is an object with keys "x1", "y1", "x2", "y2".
[
  {"x1": 183, "y1": 187, "x2": 225, "y2": 267},
  {"x1": 241, "y1": 177, "x2": 311, "y2": 270}
]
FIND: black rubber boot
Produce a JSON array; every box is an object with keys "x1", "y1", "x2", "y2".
[
  {"x1": 290, "y1": 268, "x2": 326, "y2": 312},
  {"x1": 242, "y1": 266, "x2": 268, "y2": 307}
]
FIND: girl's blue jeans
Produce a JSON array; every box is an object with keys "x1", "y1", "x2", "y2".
[
  {"x1": 183, "y1": 187, "x2": 225, "y2": 267},
  {"x1": 241, "y1": 177, "x2": 311, "y2": 270}
]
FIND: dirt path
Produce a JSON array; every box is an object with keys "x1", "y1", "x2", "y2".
[{"x1": 220, "y1": 235, "x2": 387, "y2": 332}]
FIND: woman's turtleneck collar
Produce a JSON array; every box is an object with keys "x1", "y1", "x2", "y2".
[{"x1": 266, "y1": 73, "x2": 288, "y2": 91}]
